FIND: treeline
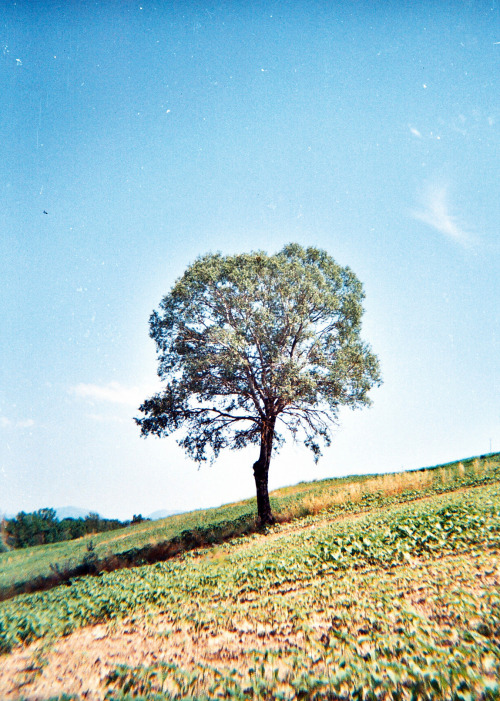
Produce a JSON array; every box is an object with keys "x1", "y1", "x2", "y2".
[{"x1": 1, "y1": 509, "x2": 148, "y2": 550}]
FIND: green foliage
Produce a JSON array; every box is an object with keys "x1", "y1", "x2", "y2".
[
  {"x1": 139, "y1": 243, "x2": 381, "y2": 458},
  {"x1": 131, "y1": 514, "x2": 150, "y2": 525},
  {"x1": 3, "y1": 509, "x2": 130, "y2": 550},
  {"x1": 308, "y1": 497, "x2": 500, "y2": 571},
  {"x1": 5, "y1": 508, "x2": 59, "y2": 548}
]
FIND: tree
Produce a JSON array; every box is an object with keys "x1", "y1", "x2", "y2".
[
  {"x1": 136, "y1": 244, "x2": 381, "y2": 526},
  {"x1": 5, "y1": 508, "x2": 59, "y2": 547},
  {"x1": 84, "y1": 512, "x2": 101, "y2": 534}
]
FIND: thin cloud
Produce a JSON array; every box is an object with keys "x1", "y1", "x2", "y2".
[
  {"x1": 412, "y1": 184, "x2": 475, "y2": 247},
  {"x1": 71, "y1": 382, "x2": 150, "y2": 407},
  {"x1": 0, "y1": 416, "x2": 34, "y2": 430}
]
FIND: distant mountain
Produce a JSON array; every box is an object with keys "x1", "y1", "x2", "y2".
[
  {"x1": 55, "y1": 506, "x2": 94, "y2": 520},
  {"x1": 147, "y1": 509, "x2": 184, "y2": 520}
]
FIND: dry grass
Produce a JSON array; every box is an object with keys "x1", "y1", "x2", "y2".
[
  {"x1": 277, "y1": 467, "x2": 446, "y2": 521},
  {"x1": 472, "y1": 458, "x2": 484, "y2": 475},
  {"x1": 366, "y1": 469, "x2": 433, "y2": 495}
]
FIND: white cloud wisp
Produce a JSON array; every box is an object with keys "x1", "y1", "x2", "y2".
[
  {"x1": 412, "y1": 184, "x2": 475, "y2": 247},
  {"x1": 0, "y1": 416, "x2": 35, "y2": 430}
]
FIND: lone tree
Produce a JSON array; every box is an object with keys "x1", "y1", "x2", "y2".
[{"x1": 136, "y1": 244, "x2": 381, "y2": 526}]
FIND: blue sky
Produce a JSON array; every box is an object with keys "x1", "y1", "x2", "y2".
[{"x1": 1, "y1": 1, "x2": 499, "y2": 519}]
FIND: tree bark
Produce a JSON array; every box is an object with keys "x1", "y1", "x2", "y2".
[{"x1": 253, "y1": 418, "x2": 276, "y2": 526}]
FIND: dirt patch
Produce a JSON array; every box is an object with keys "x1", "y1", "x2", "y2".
[
  {"x1": 0, "y1": 614, "x2": 307, "y2": 700},
  {"x1": 1, "y1": 550, "x2": 498, "y2": 701}
]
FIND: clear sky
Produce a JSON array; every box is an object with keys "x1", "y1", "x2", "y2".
[{"x1": 1, "y1": 1, "x2": 499, "y2": 519}]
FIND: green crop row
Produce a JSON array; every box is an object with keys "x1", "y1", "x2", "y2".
[
  {"x1": 1, "y1": 484, "x2": 499, "y2": 655},
  {"x1": 309, "y1": 497, "x2": 500, "y2": 570}
]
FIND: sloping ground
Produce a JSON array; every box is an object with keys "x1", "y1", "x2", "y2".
[
  {"x1": 1, "y1": 453, "x2": 498, "y2": 601},
  {"x1": 0, "y1": 482, "x2": 499, "y2": 700}
]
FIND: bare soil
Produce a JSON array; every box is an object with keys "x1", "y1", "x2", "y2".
[{"x1": 1, "y1": 549, "x2": 498, "y2": 701}]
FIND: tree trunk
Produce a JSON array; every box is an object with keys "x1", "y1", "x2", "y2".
[{"x1": 253, "y1": 418, "x2": 276, "y2": 526}]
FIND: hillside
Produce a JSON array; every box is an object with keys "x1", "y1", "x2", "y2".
[
  {"x1": 1, "y1": 453, "x2": 498, "y2": 602},
  {"x1": 0, "y1": 454, "x2": 498, "y2": 699}
]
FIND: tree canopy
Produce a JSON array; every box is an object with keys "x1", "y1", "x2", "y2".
[
  {"x1": 2, "y1": 510, "x2": 129, "y2": 549},
  {"x1": 136, "y1": 243, "x2": 381, "y2": 525}
]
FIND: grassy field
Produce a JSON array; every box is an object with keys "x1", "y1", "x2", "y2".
[
  {"x1": 0, "y1": 454, "x2": 499, "y2": 700},
  {"x1": 1, "y1": 453, "x2": 498, "y2": 602},
  {"x1": 0, "y1": 500, "x2": 257, "y2": 599}
]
